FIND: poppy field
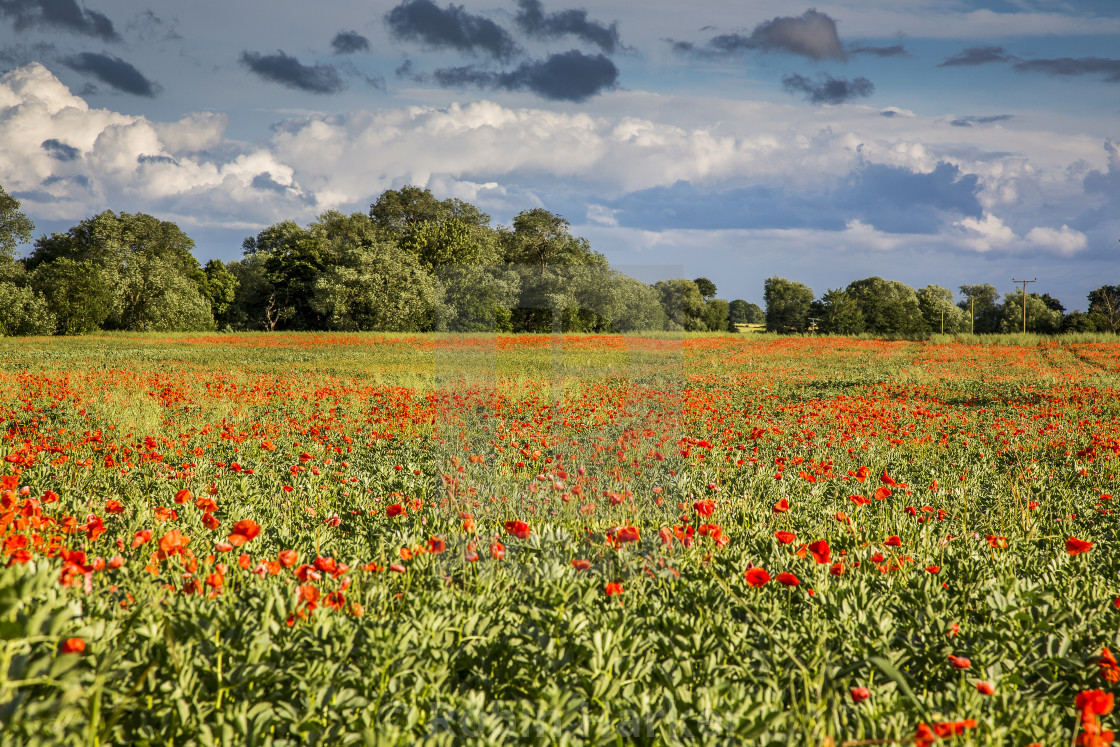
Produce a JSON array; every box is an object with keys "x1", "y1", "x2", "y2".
[{"x1": 1, "y1": 332, "x2": 1119, "y2": 745}]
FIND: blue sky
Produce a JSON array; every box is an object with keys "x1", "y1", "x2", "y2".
[{"x1": 1, "y1": 0, "x2": 1118, "y2": 309}]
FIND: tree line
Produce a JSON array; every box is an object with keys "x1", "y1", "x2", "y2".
[
  {"x1": 763, "y1": 276, "x2": 1120, "y2": 336},
  {"x1": 0, "y1": 182, "x2": 1114, "y2": 336},
  {"x1": 0, "y1": 183, "x2": 759, "y2": 335}
]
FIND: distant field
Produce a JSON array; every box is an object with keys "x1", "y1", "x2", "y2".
[{"x1": 2, "y1": 333, "x2": 1118, "y2": 744}]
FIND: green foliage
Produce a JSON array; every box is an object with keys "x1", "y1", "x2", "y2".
[
  {"x1": 844, "y1": 277, "x2": 929, "y2": 337},
  {"x1": 311, "y1": 240, "x2": 445, "y2": 332},
  {"x1": 0, "y1": 184, "x2": 34, "y2": 263},
  {"x1": 1087, "y1": 284, "x2": 1120, "y2": 334},
  {"x1": 199, "y1": 260, "x2": 240, "y2": 319},
  {"x1": 916, "y1": 285, "x2": 967, "y2": 334},
  {"x1": 692, "y1": 277, "x2": 717, "y2": 299},
  {"x1": 655, "y1": 279, "x2": 708, "y2": 331},
  {"x1": 1000, "y1": 291, "x2": 1062, "y2": 334},
  {"x1": 958, "y1": 283, "x2": 1002, "y2": 334},
  {"x1": 30, "y1": 259, "x2": 112, "y2": 335},
  {"x1": 763, "y1": 277, "x2": 813, "y2": 334},
  {"x1": 729, "y1": 300, "x2": 764, "y2": 326},
  {"x1": 28, "y1": 211, "x2": 212, "y2": 332},
  {"x1": 816, "y1": 288, "x2": 864, "y2": 335},
  {"x1": 369, "y1": 185, "x2": 490, "y2": 241},
  {"x1": 0, "y1": 281, "x2": 55, "y2": 336},
  {"x1": 702, "y1": 298, "x2": 730, "y2": 332}
]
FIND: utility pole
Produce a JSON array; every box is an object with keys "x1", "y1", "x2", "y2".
[
  {"x1": 940, "y1": 307, "x2": 945, "y2": 334},
  {"x1": 1012, "y1": 278, "x2": 1036, "y2": 333}
]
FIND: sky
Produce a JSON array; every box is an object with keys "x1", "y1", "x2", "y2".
[{"x1": 1, "y1": 0, "x2": 1119, "y2": 309}]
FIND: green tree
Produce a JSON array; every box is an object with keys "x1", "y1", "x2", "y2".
[
  {"x1": 310, "y1": 240, "x2": 444, "y2": 332},
  {"x1": 703, "y1": 298, "x2": 730, "y2": 332},
  {"x1": 0, "y1": 184, "x2": 34, "y2": 263},
  {"x1": 199, "y1": 260, "x2": 240, "y2": 322},
  {"x1": 1087, "y1": 284, "x2": 1120, "y2": 334},
  {"x1": 844, "y1": 277, "x2": 928, "y2": 337},
  {"x1": 27, "y1": 211, "x2": 213, "y2": 332},
  {"x1": 30, "y1": 259, "x2": 113, "y2": 334},
  {"x1": 693, "y1": 277, "x2": 717, "y2": 300},
  {"x1": 816, "y1": 289, "x2": 864, "y2": 335},
  {"x1": 764, "y1": 277, "x2": 813, "y2": 334},
  {"x1": 1060, "y1": 310, "x2": 1100, "y2": 333},
  {"x1": 958, "y1": 284, "x2": 1001, "y2": 334},
  {"x1": 655, "y1": 278, "x2": 708, "y2": 331},
  {"x1": 1000, "y1": 290, "x2": 1062, "y2": 334},
  {"x1": 728, "y1": 300, "x2": 764, "y2": 326},
  {"x1": 916, "y1": 285, "x2": 967, "y2": 334},
  {"x1": 501, "y1": 209, "x2": 608, "y2": 332},
  {"x1": 369, "y1": 185, "x2": 490, "y2": 240},
  {"x1": 0, "y1": 282, "x2": 55, "y2": 335}
]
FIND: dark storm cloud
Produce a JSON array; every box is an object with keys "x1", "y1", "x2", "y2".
[
  {"x1": 41, "y1": 138, "x2": 80, "y2": 161},
  {"x1": 513, "y1": 0, "x2": 621, "y2": 54},
  {"x1": 137, "y1": 154, "x2": 178, "y2": 166},
  {"x1": 938, "y1": 45, "x2": 1014, "y2": 67},
  {"x1": 950, "y1": 114, "x2": 1014, "y2": 127},
  {"x1": 239, "y1": 51, "x2": 344, "y2": 94},
  {"x1": 848, "y1": 43, "x2": 907, "y2": 58},
  {"x1": 670, "y1": 9, "x2": 845, "y2": 62},
  {"x1": 251, "y1": 173, "x2": 290, "y2": 193},
  {"x1": 781, "y1": 73, "x2": 873, "y2": 104},
  {"x1": 331, "y1": 30, "x2": 370, "y2": 55},
  {"x1": 602, "y1": 162, "x2": 981, "y2": 235},
  {"x1": 386, "y1": 0, "x2": 518, "y2": 62},
  {"x1": 432, "y1": 49, "x2": 617, "y2": 101},
  {"x1": 62, "y1": 52, "x2": 157, "y2": 96},
  {"x1": 0, "y1": 0, "x2": 117, "y2": 40},
  {"x1": 1013, "y1": 57, "x2": 1120, "y2": 83},
  {"x1": 838, "y1": 161, "x2": 982, "y2": 233}
]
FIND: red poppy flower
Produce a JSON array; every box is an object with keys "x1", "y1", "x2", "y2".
[
  {"x1": 829, "y1": 562, "x2": 845, "y2": 577},
  {"x1": 616, "y1": 526, "x2": 640, "y2": 544},
  {"x1": 174, "y1": 489, "x2": 192, "y2": 504},
  {"x1": 977, "y1": 681, "x2": 994, "y2": 696},
  {"x1": 158, "y1": 529, "x2": 189, "y2": 556},
  {"x1": 604, "y1": 582, "x2": 624, "y2": 596},
  {"x1": 389, "y1": 563, "x2": 405, "y2": 573},
  {"x1": 278, "y1": 549, "x2": 299, "y2": 568},
  {"x1": 850, "y1": 686, "x2": 870, "y2": 703},
  {"x1": 808, "y1": 540, "x2": 830, "y2": 564},
  {"x1": 428, "y1": 536, "x2": 446, "y2": 554},
  {"x1": 105, "y1": 500, "x2": 124, "y2": 514},
  {"x1": 693, "y1": 499, "x2": 715, "y2": 517},
  {"x1": 744, "y1": 568, "x2": 770, "y2": 587},
  {"x1": 228, "y1": 519, "x2": 261, "y2": 547},
  {"x1": 1076, "y1": 689, "x2": 1114, "y2": 718},
  {"x1": 386, "y1": 503, "x2": 404, "y2": 518},
  {"x1": 873, "y1": 486, "x2": 892, "y2": 501},
  {"x1": 504, "y1": 520, "x2": 530, "y2": 539},
  {"x1": 490, "y1": 541, "x2": 505, "y2": 560},
  {"x1": 987, "y1": 535, "x2": 1007, "y2": 549},
  {"x1": 948, "y1": 654, "x2": 971, "y2": 669},
  {"x1": 926, "y1": 565, "x2": 940, "y2": 574},
  {"x1": 884, "y1": 535, "x2": 901, "y2": 547},
  {"x1": 571, "y1": 559, "x2": 590, "y2": 572},
  {"x1": 60, "y1": 637, "x2": 85, "y2": 654},
  {"x1": 776, "y1": 572, "x2": 800, "y2": 587},
  {"x1": 774, "y1": 531, "x2": 796, "y2": 544},
  {"x1": 849, "y1": 494, "x2": 871, "y2": 506},
  {"x1": 131, "y1": 529, "x2": 153, "y2": 549},
  {"x1": 772, "y1": 498, "x2": 789, "y2": 513},
  {"x1": 464, "y1": 542, "x2": 479, "y2": 562},
  {"x1": 202, "y1": 512, "x2": 219, "y2": 530},
  {"x1": 1066, "y1": 536, "x2": 1094, "y2": 556}
]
